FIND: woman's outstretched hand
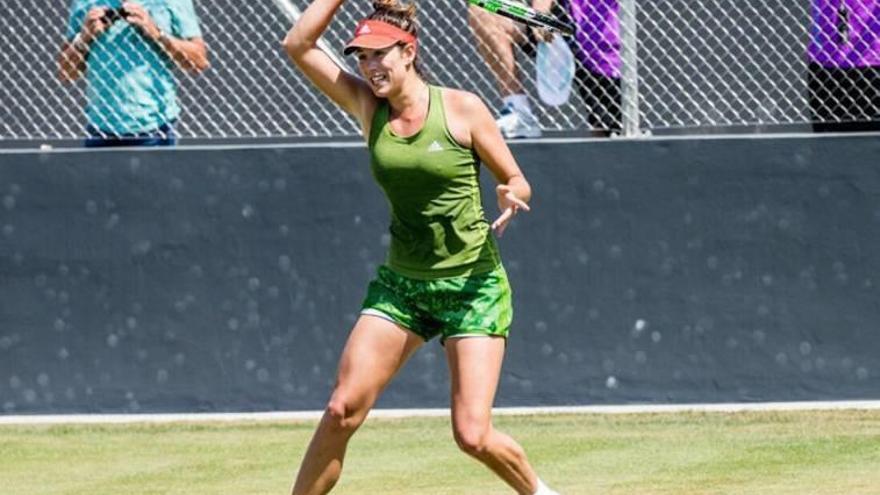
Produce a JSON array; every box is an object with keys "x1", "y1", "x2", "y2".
[{"x1": 491, "y1": 184, "x2": 531, "y2": 237}]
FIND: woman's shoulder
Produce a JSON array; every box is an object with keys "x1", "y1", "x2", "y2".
[
  {"x1": 436, "y1": 86, "x2": 488, "y2": 118},
  {"x1": 435, "y1": 86, "x2": 494, "y2": 149},
  {"x1": 360, "y1": 96, "x2": 384, "y2": 141}
]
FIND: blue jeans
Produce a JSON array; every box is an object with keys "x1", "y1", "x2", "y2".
[{"x1": 85, "y1": 121, "x2": 177, "y2": 148}]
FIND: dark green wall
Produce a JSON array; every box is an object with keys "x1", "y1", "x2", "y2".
[{"x1": 1, "y1": 135, "x2": 879, "y2": 413}]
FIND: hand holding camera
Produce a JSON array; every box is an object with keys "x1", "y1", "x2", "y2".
[
  {"x1": 101, "y1": 6, "x2": 128, "y2": 24},
  {"x1": 118, "y1": 2, "x2": 164, "y2": 42},
  {"x1": 82, "y1": 3, "x2": 163, "y2": 44},
  {"x1": 78, "y1": 7, "x2": 115, "y2": 44}
]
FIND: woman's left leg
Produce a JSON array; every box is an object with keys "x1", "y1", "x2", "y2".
[{"x1": 445, "y1": 336, "x2": 540, "y2": 495}]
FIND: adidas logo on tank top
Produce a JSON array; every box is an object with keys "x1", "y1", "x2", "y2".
[{"x1": 427, "y1": 140, "x2": 443, "y2": 153}]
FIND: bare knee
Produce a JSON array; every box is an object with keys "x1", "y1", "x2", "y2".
[
  {"x1": 453, "y1": 421, "x2": 492, "y2": 458},
  {"x1": 324, "y1": 395, "x2": 366, "y2": 434}
]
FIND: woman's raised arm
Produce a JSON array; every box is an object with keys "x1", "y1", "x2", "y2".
[{"x1": 282, "y1": 0, "x2": 374, "y2": 125}]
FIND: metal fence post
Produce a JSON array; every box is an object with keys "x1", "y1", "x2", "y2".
[{"x1": 619, "y1": 0, "x2": 640, "y2": 137}]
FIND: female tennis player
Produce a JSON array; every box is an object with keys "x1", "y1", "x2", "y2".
[{"x1": 283, "y1": 1, "x2": 559, "y2": 494}]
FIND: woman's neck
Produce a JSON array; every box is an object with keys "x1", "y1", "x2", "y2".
[{"x1": 388, "y1": 76, "x2": 429, "y2": 118}]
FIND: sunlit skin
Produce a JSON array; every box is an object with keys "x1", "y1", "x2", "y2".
[
  {"x1": 355, "y1": 44, "x2": 413, "y2": 99},
  {"x1": 354, "y1": 43, "x2": 436, "y2": 145}
]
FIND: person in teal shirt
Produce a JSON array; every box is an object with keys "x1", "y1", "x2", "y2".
[{"x1": 58, "y1": 0, "x2": 209, "y2": 146}]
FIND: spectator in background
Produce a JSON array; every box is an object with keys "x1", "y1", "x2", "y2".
[
  {"x1": 58, "y1": 1, "x2": 209, "y2": 147},
  {"x1": 468, "y1": 0, "x2": 621, "y2": 138},
  {"x1": 568, "y1": 0, "x2": 620, "y2": 136},
  {"x1": 468, "y1": 0, "x2": 547, "y2": 138},
  {"x1": 808, "y1": 0, "x2": 880, "y2": 132}
]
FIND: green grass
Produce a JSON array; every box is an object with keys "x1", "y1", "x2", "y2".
[{"x1": 2, "y1": 410, "x2": 879, "y2": 494}]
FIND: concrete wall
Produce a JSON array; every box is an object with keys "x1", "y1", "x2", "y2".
[{"x1": 1, "y1": 135, "x2": 879, "y2": 414}]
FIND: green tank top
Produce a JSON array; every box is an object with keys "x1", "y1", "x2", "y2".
[{"x1": 368, "y1": 85, "x2": 501, "y2": 279}]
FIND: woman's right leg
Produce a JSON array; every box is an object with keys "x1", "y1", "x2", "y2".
[{"x1": 290, "y1": 314, "x2": 424, "y2": 495}]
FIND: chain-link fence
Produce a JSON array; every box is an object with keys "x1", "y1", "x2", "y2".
[
  {"x1": 639, "y1": 0, "x2": 805, "y2": 131},
  {"x1": 1, "y1": 1, "x2": 878, "y2": 144}
]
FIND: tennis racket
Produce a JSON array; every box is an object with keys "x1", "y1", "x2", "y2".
[{"x1": 468, "y1": 0, "x2": 576, "y2": 37}]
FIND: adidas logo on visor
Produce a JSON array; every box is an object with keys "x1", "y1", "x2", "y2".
[{"x1": 358, "y1": 24, "x2": 372, "y2": 35}]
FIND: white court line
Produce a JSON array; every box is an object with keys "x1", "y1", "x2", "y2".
[{"x1": 2, "y1": 400, "x2": 879, "y2": 425}]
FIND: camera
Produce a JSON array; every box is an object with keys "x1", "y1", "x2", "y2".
[{"x1": 102, "y1": 7, "x2": 127, "y2": 24}]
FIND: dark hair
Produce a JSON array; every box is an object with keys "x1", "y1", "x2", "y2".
[{"x1": 367, "y1": 0, "x2": 426, "y2": 77}]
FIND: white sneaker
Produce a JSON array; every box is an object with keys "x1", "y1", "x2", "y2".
[
  {"x1": 533, "y1": 478, "x2": 560, "y2": 495},
  {"x1": 496, "y1": 103, "x2": 542, "y2": 139}
]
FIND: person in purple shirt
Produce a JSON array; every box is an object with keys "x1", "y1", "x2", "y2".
[
  {"x1": 468, "y1": 0, "x2": 621, "y2": 137},
  {"x1": 567, "y1": 0, "x2": 621, "y2": 136},
  {"x1": 807, "y1": 0, "x2": 880, "y2": 132}
]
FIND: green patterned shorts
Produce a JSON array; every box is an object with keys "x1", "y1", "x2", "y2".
[{"x1": 360, "y1": 265, "x2": 513, "y2": 343}]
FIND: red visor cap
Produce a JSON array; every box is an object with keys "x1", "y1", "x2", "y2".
[{"x1": 343, "y1": 19, "x2": 417, "y2": 55}]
